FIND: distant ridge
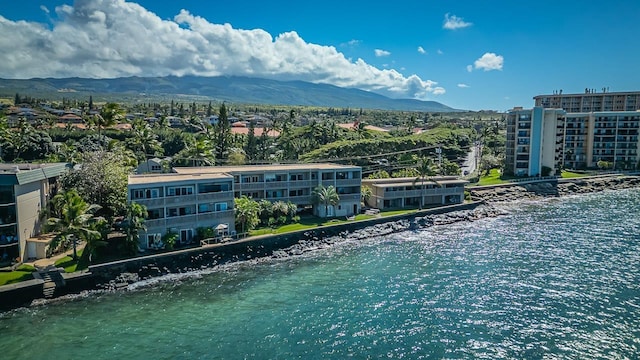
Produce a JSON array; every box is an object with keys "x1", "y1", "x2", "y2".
[{"x1": 0, "y1": 75, "x2": 460, "y2": 112}]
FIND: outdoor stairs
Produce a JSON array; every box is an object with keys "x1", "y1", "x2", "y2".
[{"x1": 38, "y1": 268, "x2": 66, "y2": 299}]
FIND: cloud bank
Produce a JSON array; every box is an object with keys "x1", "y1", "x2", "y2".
[{"x1": 0, "y1": 0, "x2": 445, "y2": 99}]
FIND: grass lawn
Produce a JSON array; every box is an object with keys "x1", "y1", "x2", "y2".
[
  {"x1": 561, "y1": 170, "x2": 586, "y2": 178},
  {"x1": 0, "y1": 264, "x2": 36, "y2": 286},
  {"x1": 54, "y1": 249, "x2": 86, "y2": 273},
  {"x1": 475, "y1": 168, "x2": 509, "y2": 186},
  {"x1": 249, "y1": 209, "x2": 417, "y2": 236}
]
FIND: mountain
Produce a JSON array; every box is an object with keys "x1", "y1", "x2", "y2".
[{"x1": 0, "y1": 75, "x2": 460, "y2": 112}]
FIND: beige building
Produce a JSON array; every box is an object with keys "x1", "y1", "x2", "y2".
[
  {"x1": 0, "y1": 163, "x2": 69, "y2": 263},
  {"x1": 361, "y1": 176, "x2": 467, "y2": 210},
  {"x1": 173, "y1": 164, "x2": 362, "y2": 218},
  {"x1": 128, "y1": 163, "x2": 362, "y2": 249},
  {"x1": 564, "y1": 111, "x2": 640, "y2": 169},
  {"x1": 128, "y1": 172, "x2": 235, "y2": 249},
  {"x1": 534, "y1": 91, "x2": 640, "y2": 112}
]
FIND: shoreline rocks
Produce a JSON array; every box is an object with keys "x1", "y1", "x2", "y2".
[{"x1": 469, "y1": 175, "x2": 640, "y2": 203}]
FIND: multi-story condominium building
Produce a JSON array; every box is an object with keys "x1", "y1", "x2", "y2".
[
  {"x1": 128, "y1": 172, "x2": 235, "y2": 249},
  {"x1": 564, "y1": 111, "x2": 640, "y2": 169},
  {"x1": 173, "y1": 164, "x2": 362, "y2": 218},
  {"x1": 505, "y1": 107, "x2": 566, "y2": 176},
  {"x1": 361, "y1": 176, "x2": 467, "y2": 210},
  {"x1": 0, "y1": 163, "x2": 69, "y2": 263},
  {"x1": 534, "y1": 91, "x2": 640, "y2": 112},
  {"x1": 128, "y1": 163, "x2": 362, "y2": 249}
]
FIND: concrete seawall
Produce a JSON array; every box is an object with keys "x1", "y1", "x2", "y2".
[{"x1": 0, "y1": 202, "x2": 484, "y2": 310}]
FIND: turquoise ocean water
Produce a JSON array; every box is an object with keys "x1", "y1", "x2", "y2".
[{"x1": 1, "y1": 189, "x2": 640, "y2": 359}]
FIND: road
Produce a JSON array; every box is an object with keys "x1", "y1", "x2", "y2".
[{"x1": 461, "y1": 142, "x2": 480, "y2": 177}]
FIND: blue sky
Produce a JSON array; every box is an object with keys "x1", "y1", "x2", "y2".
[{"x1": 1, "y1": 0, "x2": 639, "y2": 111}]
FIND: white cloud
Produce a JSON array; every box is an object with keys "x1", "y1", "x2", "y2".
[
  {"x1": 374, "y1": 49, "x2": 391, "y2": 57},
  {"x1": 341, "y1": 39, "x2": 360, "y2": 47},
  {"x1": 417, "y1": 46, "x2": 426, "y2": 54},
  {"x1": 473, "y1": 52, "x2": 504, "y2": 71},
  {"x1": 466, "y1": 65, "x2": 473, "y2": 72},
  {"x1": 457, "y1": 83, "x2": 470, "y2": 88},
  {"x1": 40, "y1": 5, "x2": 50, "y2": 14},
  {"x1": 437, "y1": 49, "x2": 443, "y2": 55},
  {"x1": 443, "y1": 13, "x2": 472, "y2": 30},
  {"x1": 0, "y1": 0, "x2": 445, "y2": 99}
]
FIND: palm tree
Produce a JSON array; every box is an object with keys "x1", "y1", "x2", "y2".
[
  {"x1": 360, "y1": 185, "x2": 373, "y2": 206},
  {"x1": 47, "y1": 189, "x2": 103, "y2": 261},
  {"x1": 313, "y1": 185, "x2": 340, "y2": 218},
  {"x1": 122, "y1": 202, "x2": 147, "y2": 255},
  {"x1": 413, "y1": 157, "x2": 438, "y2": 210},
  {"x1": 94, "y1": 103, "x2": 123, "y2": 146},
  {"x1": 127, "y1": 120, "x2": 162, "y2": 171},
  {"x1": 234, "y1": 196, "x2": 260, "y2": 234}
]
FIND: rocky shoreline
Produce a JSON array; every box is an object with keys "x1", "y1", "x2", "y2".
[
  {"x1": 468, "y1": 175, "x2": 640, "y2": 203},
  {"x1": 98, "y1": 205, "x2": 506, "y2": 291}
]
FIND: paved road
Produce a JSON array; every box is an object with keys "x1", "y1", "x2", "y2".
[{"x1": 461, "y1": 143, "x2": 480, "y2": 176}]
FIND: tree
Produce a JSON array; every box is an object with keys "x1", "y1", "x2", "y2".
[
  {"x1": 245, "y1": 120, "x2": 258, "y2": 161},
  {"x1": 60, "y1": 151, "x2": 132, "y2": 220},
  {"x1": 47, "y1": 189, "x2": 103, "y2": 261},
  {"x1": 313, "y1": 185, "x2": 340, "y2": 218},
  {"x1": 392, "y1": 168, "x2": 419, "y2": 178},
  {"x1": 94, "y1": 103, "x2": 123, "y2": 146},
  {"x1": 88, "y1": 95, "x2": 93, "y2": 110},
  {"x1": 214, "y1": 103, "x2": 231, "y2": 161},
  {"x1": 127, "y1": 120, "x2": 163, "y2": 169},
  {"x1": 414, "y1": 157, "x2": 438, "y2": 210},
  {"x1": 234, "y1": 196, "x2": 261, "y2": 234},
  {"x1": 361, "y1": 185, "x2": 372, "y2": 205},
  {"x1": 367, "y1": 170, "x2": 390, "y2": 179},
  {"x1": 122, "y1": 202, "x2": 147, "y2": 255}
]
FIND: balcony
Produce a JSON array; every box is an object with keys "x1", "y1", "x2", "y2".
[
  {"x1": 165, "y1": 194, "x2": 196, "y2": 206},
  {"x1": 289, "y1": 180, "x2": 318, "y2": 188},
  {"x1": 236, "y1": 182, "x2": 266, "y2": 191},
  {"x1": 336, "y1": 179, "x2": 361, "y2": 186},
  {"x1": 337, "y1": 193, "x2": 361, "y2": 201},
  {"x1": 132, "y1": 197, "x2": 164, "y2": 208},
  {"x1": 287, "y1": 195, "x2": 313, "y2": 204},
  {"x1": 197, "y1": 191, "x2": 234, "y2": 202}
]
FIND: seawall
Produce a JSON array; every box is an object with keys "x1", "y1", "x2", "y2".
[
  {"x1": 469, "y1": 174, "x2": 640, "y2": 203},
  {"x1": 1, "y1": 202, "x2": 490, "y2": 311}
]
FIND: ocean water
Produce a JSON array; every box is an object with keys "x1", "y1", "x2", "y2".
[{"x1": 1, "y1": 190, "x2": 640, "y2": 359}]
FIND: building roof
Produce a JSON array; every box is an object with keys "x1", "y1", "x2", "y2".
[
  {"x1": 362, "y1": 176, "x2": 468, "y2": 188},
  {"x1": 230, "y1": 127, "x2": 280, "y2": 137},
  {"x1": 534, "y1": 90, "x2": 640, "y2": 99},
  {"x1": 128, "y1": 172, "x2": 233, "y2": 186},
  {"x1": 173, "y1": 163, "x2": 360, "y2": 175},
  {"x1": 337, "y1": 122, "x2": 389, "y2": 132},
  {"x1": 0, "y1": 163, "x2": 70, "y2": 185}
]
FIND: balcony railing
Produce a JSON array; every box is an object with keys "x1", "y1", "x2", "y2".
[
  {"x1": 336, "y1": 179, "x2": 361, "y2": 186},
  {"x1": 197, "y1": 191, "x2": 234, "y2": 202}
]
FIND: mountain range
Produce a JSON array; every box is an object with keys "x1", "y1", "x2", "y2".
[{"x1": 0, "y1": 76, "x2": 459, "y2": 112}]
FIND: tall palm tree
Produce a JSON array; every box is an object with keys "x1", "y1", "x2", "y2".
[
  {"x1": 313, "y1": 185, "x2": 340, "y2": 218},
  {"x1": 413, "y1": 157, "x2": 438, "y2": 210},
  {"x1": 234, "y1": 196, "x2": 261, "y2": 234},
  {"x1": 47, "y1": 189, "x2": 103, "y2": 260},
  {"x1": 122, "y1": 202, "x2": 147, "y2": 255},
  {"x1": 94, "y1": 103, "x2": 123, "y2": 147}
]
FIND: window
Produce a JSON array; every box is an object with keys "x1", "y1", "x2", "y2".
[
  {"x1": 148, "y1": 209, "x2": 163, "y2": 219},
  {"x1": 199, "y1": 183, "x2": 229, "y2": 193},
  {"x1": 215, "y1": 202, "x2": 228, "y2": 211},
  {"x1": 147, "y1": 233, "x2": 161, "y2": 248},
  {"x1": 198, "y1": 204, "x2": 211, "y2": 213},
  {"x1": 167, "y1": 186, "x2": 193, "y2": 196}
]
